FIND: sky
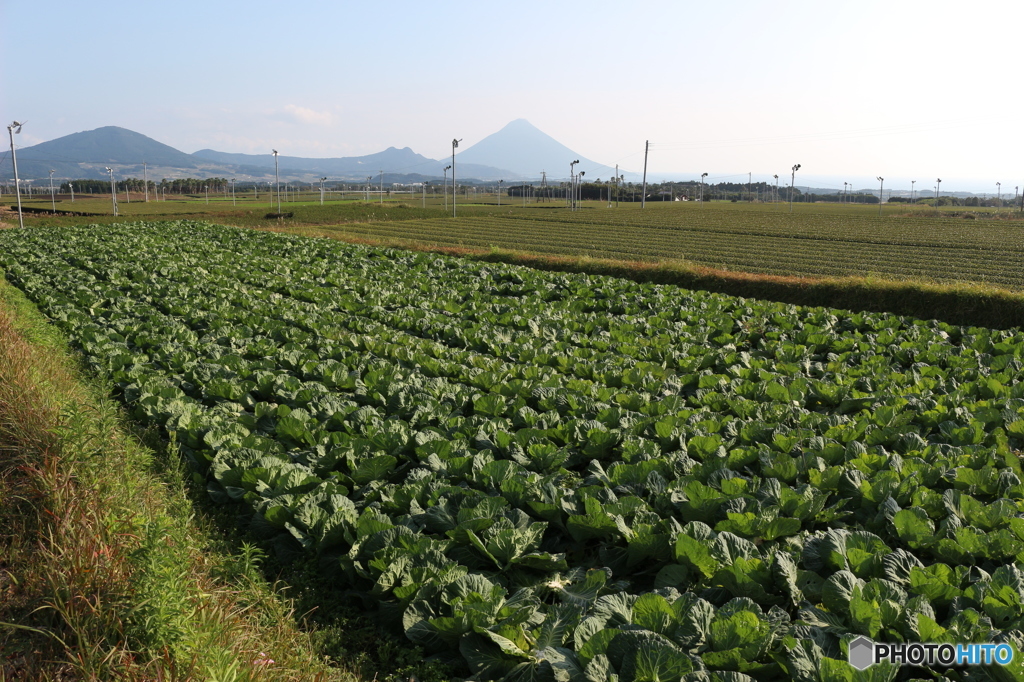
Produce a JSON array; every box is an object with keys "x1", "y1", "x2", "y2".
[{"x1": 2, "y1": 0, "x2": 1021, "y2": 193}]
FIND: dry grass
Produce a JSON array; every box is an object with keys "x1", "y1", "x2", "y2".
[{"x1": 0, "y1": 284, "x2": 343, "y2": 681}]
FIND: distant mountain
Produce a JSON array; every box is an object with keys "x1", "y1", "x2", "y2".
[
  {"x1": 0, "y1": 123, "x2": 617, "y2": 184},
  {"x1": 456, "y1": 119, "x2": 626, "y2": 181},
  {"x1": 193, "y1": 146, "x2": 436, "y2": 175},
  {"x1": 15, "y1": 126, "x2": 201, "y2": 171}
]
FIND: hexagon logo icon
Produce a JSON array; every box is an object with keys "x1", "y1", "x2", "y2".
[{"x1": 849, "y1": 636, "x2": 875, "y2": 671}]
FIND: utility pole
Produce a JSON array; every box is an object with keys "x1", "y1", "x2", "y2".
[
  {"x1": 48, "y1": 169, "x2": 56, "y2": 213},
  {"x1": 936, "y1": 178, "x2": 942, "y2": 206},
  {"x1": 443, "y1": 166, "x2": 450, "y2": 211},
  {"x1": 273, "y1": 150, "x2": 281, "y2": 214},
  {"x1": 144, "y1": 161, "x2": 149, "y2": 202},
  {"x1": 379, "y1": 170, "x2": 384, "y2": 205},
  {"x1": 789, "y1": 164, "x2": 800, "y2": 213},
  {"x1": 105, "y1": 167, "x2": 118, "y2": 216},
  {"x1": 6, "y1": 122, "x2": 23, "y2": 229},
  {"x1": 877, "y1": 177, "x2": 884, "y2": 216},
  {"x1": 641, "y1": 140, "x2": 649, "y2": 209},
  {"x1": 452, "y1": 138, "x2": 462, "y2": 217},
  {"x1": 748, "y1": 172, "x2": 752, "y2": 202}
]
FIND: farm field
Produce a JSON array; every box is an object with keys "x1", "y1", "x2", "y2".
[
  {"x1": 7, "y1": 197, "x2": 1024, "y2": 293},
  {"x1": 307, "y1": 202, "x2": 1024, "y2": 291},
  {"x1": 4, "y1": 220, "x2": 1024, "y2": 680}
]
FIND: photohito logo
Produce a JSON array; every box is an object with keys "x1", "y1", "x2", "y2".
[{"x1": 848, "y1": 637, "x2": 1015, "y2": 670}]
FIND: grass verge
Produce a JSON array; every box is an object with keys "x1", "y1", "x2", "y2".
[
  {"x1": 0, "y1": 278, "x2": 340, "y2": 680},
  {"x1": 274, "y1": 223, "x2": 1024, "y2": 329}
]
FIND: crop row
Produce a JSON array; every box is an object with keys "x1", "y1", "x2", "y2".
[
  {"x1": 3, "y1": 221, "x2": 1024, "y2": 680},
  {"x1": 509, "y1": 204, "x2": 1024, "y2": 254},
  {"x1": 326, "y1": 216, "x2": 1024, "y2": 288}
]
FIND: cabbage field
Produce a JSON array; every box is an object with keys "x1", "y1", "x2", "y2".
[{"x1": 3, "y1": 221, "x2": 1024, "y2": 681}]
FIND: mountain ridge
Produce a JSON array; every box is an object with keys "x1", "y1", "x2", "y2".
[{"x1": 0, "y1": 121, "x2": 623, "y2": 184}]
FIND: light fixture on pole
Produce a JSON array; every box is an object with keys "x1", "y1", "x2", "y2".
[
  {"x1": 105, "y1": 167, "x2": 118, "y2": 216},
  {"x1": 452, "y1": 138, "x2": 462, "y2": 217},
  {"x1": 443, "y1": 166, "x2": 451, "y2": 211},
  {"x1": 272, "y1": 150, "x2": 281, "y2": 214},
  {"x1": 573, "y1": 157, "x2": 581, "y2": 208},
  {"x1": 877, "y1": 176, "x2": 884, "y2": 216},
  {"x1": 48, "y1": 169, "x2": 56, "y2": 214},
  {"x1": 789, "y1": 164, "x2": 801, "y2": 213},
  {"x1": 6, "y1": 121, "x2": 25, "y2": 229}
]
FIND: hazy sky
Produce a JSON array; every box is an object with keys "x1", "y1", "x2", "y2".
[{"x1": 2, "y1": 0, "x2": 1021, "y2": 193}]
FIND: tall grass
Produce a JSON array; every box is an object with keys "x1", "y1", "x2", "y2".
[{"x1": 0, "y1": 282, "x2": 339, "y2": 680}]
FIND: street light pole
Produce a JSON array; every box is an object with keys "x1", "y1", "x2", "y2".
[
  {"x1": 877, "y1": 176, "x2": 884, "y2": 217},
  {"x1": 7, "y1": 121, "x2": 24, "y2": 229},
  {"x1": 452, "y1": 138, "x2": 462, "y2": 217},
  {"x1": 789, "y1": 164, "x2": 801, "y2": 213},
  {"x1": 272, "y1": 150, "x2": 281, "y2": 214}
]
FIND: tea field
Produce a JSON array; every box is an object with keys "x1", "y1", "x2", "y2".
[
  {"x1": 312, "y1": 203, "x2": 1024, "y2": 290},
  {"x1": 3, "y1": 220, "x2": 1024, "y2": 681}
]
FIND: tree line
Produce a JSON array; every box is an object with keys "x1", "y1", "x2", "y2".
[{"x1": 59, "y1": 178, "x2": 231, "y2": 194}]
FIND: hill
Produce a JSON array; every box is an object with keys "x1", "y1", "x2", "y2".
[{"x1": 0, "y1": 123, "x2": 621, "y2": 184}]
